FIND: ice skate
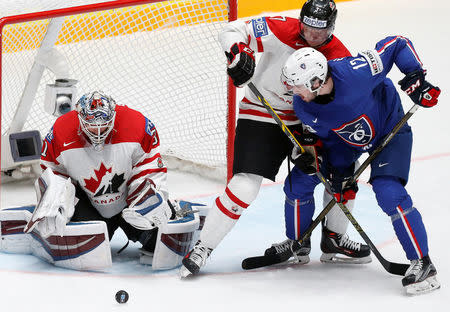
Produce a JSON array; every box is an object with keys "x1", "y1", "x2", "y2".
[
  {"x1": 402, "y1": 255, "x2": 440, "y2": 295},
  {"x1": 264, "y1": 237, "x2": 311, "y2": 265},
  {"x1": 139, "y1": 248, "x2": 154, "y2": 265},
  {"x1": 320, "y1": 227, "x2": 371, "y2": 264},
  {"x1": 179, "y1": 241, "x2": 212, "y2": 278}
]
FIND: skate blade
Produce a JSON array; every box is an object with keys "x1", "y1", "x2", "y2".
[
  {"x1": 179, "y1": 265, "x2": 193, "y2": 279},
  {"x1": 405, "y1": 276, "x2": 441, "y2": 296},
  {"x1": 320, "y1": 253, "x2": 372, "y2": 264},
  {"x1": 139, "y1": 249, "x2": 154, "y2": 265},
  {"x1": 276, "y1": 255, "x2": 310, "y2": 267}
]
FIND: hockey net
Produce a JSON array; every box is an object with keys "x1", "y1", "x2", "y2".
[{"x1": 0, "y1": 0, "x2": 236, "y2": 182}]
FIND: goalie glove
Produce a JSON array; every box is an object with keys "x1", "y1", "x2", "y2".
[
  {"x1": 225, "y1": 42, "x2": 256, "y2": 87},
  {"x1": 291, "y1": 132, "x2": 323, "y2": 175},
  {"x1": 398, "y1": 70, "x2": 441, "y2": 108},
  {"x1": 122, "y1": 178, "x2": 172, "y2": 230},
  {"x1": 24, "y1": 168, "x2": 76, "y2": 238}
]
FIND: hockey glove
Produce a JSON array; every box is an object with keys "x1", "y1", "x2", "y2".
[
  {"x1": 24, "y1": 168, "x2": 76, "y2": 238},
  {"x1": 225, "y1": 42, "x2": 255, "y2": 87},
  {"x1": 291, "y1": 132, "x2": 323, "y2": 175},
  {"x1": 122, "y1": 178, "x2": 172, "y2": 230},
  {"x1": 398, "y1": 70, "x2": 441, "y2": 108},
  {"x1": 327, "y1": 163, "x2": 358, "y2": 204}
]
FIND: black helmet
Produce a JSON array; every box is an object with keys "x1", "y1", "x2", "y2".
[{"x1": 300, "y1": 0, "x2": 337, "y2": 32}]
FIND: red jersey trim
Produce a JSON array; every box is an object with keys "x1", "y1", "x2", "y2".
[
  {"x1": 127, "y1": 168, "x2": 167, "y2": 186},
  {"x1": 256, "y1": 37, "x2": 263, "y2": 52},
  {"x1": 239, "y1": 108, "x2": 298, "y2": 121},
  {"x1": 135, "y1": 153, "x2": 162, "y2": 168}
]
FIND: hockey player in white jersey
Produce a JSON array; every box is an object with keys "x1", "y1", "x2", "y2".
[
  {"x1": 0, "y1": 91, "x2": 204, "y2": 271},
  {"x1": 180, "y1": 0, "x2": 370, "y2": 277}
]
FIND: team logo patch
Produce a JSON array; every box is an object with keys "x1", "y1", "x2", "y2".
[
  {"x1": 157, "y1": 157, "x2": 164, "y2": 168},
  {"x1": 360, "y1": 50, "x2": 383, "y2": 75},
  {"x1": 83, "y1": 163, "x2": 125, "y2": 197},
  {"x1": 333, "y1": 115, "x2": 375, "y2": 147},
  {"x1": 45, "y1": 127, "x2": 54, "y2": 142},
  {"x1": 145, "y1": 117, "x2": 155, "y2": 135},
  {"x1": 252, "y1": 17, "x2": 268, "y2": 37}
]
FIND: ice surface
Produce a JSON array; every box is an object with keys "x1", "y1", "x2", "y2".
[{"x1": 1, "y1": 0, "x2": 449, "y2": 310}]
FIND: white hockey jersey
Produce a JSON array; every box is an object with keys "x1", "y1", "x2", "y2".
[
  {"x1": 40, "y1": 105, "x2": 168, "y2": 218},
  {"x1": 219, "y1": 16, "x2": 351, "y2": 125}
]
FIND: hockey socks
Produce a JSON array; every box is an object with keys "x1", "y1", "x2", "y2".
[
  {"x1": 284, "y1": 196, "x2": 315, "y2": 240},
  {"x1": 199, "y1": 173, "x2": 261, "y2": 249},
  {"x1": 372, "y1": 176, "x2": 428, "y2": 260}
]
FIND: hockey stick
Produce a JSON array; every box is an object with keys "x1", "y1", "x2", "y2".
[{"x1": 243, "y1": 82, "x2": 415, "y2": 275}]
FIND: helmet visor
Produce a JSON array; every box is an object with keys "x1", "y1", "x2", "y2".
[
  {"x1": 300, "y1": 22, "x2": 332, "y2": 46},
  {"x1": 291, "y1": 77, "x2": 324, "y2": 94}
]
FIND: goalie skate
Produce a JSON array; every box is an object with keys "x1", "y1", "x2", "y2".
[
  {"x1": 320, "y1": 227, "x2": 371, "y2": 264},
  {"x1": 402, "y1": 255, "x2": 440, "y2": 296}
]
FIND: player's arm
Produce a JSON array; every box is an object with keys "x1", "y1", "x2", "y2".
[
  {"x1": 122, "y1": 117, "x2": 173, "y2": 230},
  {"x1": 40, "y1": 126, "x2": 70, "y2": 178},
  {"x1": 218, "y1": 19, "x2": 258, "y2": 87},
  {"x1": 378, "y1": 36, "x2": 442, "y2": 107},
  {"x1": 351, "y1": 36, "x2": 440, "y2": 107},
  {"x1": 376, "y1": 36, "x2": 440, "y2": 107}
]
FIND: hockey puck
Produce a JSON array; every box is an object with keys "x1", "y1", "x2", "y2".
[{"x1": 115, "y1": 290, "x2": 129, "y2": 304}]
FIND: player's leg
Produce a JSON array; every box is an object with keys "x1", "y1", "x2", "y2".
[
  {"x1": 370, "y1": 125, "x2": 439, "y2": 295},
  {"x1": 320, "y1": 180, "x2": 371, "y2": 264},
  {"x1": 319, "y1": 143, "x2": 372, "y2": 264},
  {"x1": 263, "y1": 167, "x2": 318, "y2": 264},
  {"x1": 181, "y1": 120, "x2": 298, "y2": 276}
]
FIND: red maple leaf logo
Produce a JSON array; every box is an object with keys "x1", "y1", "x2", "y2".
[{"x1": 84, "y1": 163, "x2": 112, "y2": 194}]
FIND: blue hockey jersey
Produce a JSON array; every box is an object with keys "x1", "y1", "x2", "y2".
[{"x1": 293, "y1": 36, "x2": 424, "y2": 169}]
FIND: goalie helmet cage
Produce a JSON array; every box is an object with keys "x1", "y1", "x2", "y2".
[{"x1": 0, "y1": 0, "x2": 237, "y2": 184}]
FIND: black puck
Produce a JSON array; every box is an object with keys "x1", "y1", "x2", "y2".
[{"x1": 115, "y1": 290, "x2": 129, "y2": 303}]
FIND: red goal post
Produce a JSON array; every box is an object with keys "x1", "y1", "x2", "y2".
[{"x1": 0, "y1": 0, "x2": 237, "y2": 183}]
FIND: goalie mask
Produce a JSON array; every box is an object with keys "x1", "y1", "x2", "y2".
[
  {"x1": 76, "y1": 91, "x2": 116, "y2": 147},
  {"x1": 281, "y1": 48, "x2": 328, "y2": 93}
]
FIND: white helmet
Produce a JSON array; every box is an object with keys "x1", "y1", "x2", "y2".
[
  {"x1": 281, "y1": 47, "x2": 328, "y2": 92},
  {"x1": 76, "y1": 91, "x2": 116, "y2": 147}
]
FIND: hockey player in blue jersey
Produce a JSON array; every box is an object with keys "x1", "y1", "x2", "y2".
[{"x1": 280, "y1": 36, "x2": 441, "y2": 295}]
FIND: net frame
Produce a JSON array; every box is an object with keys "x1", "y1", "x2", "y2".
[{"x1": 0, "y1": 0, "x2": 237, "y2": 182}]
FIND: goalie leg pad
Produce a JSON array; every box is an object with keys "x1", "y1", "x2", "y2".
[
  {"x1": 150, "y1": 201, "x2": 201, "y2": 270},
  {"x1": 1, "y1": 206, "x2": 112, "y2": 271}
]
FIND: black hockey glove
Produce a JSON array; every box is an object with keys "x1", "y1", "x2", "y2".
[
  {"x1": 225, "y1": 42, "x2": 255, "y2": 87},
  {"x1": 327, "y1": 163, "x2": 358, "y2": 204},
  {"x1": 291, "y1": 132, "x2": 323, "y2": 175},
  {"x1": 398, "y1": 70, "x2": 441, "y2": 108}
]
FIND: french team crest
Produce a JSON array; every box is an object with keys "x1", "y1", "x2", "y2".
[{"x1": 333, "y1": 114, "x2": 375, "y2": 147}]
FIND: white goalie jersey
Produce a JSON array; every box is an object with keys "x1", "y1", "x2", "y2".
[
  {"x1": 40, "y1": 104, "x2": 168, "y2": 218},
  {"x1": 218, "y1": 16, "x2": 351, "y2": 125}
]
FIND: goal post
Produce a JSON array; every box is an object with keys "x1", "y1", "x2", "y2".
[{"x1": 0, "y1": 0, "x2": 237, "y2": 183}]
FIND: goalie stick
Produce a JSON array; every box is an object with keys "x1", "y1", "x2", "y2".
[{"x1": 242, "y1": 82, "x2": 417, "y2": 276}]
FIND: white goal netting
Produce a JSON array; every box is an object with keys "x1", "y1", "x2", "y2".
[{"x1": 1, "y1": 0, "x2": 235, "y2": 181}]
